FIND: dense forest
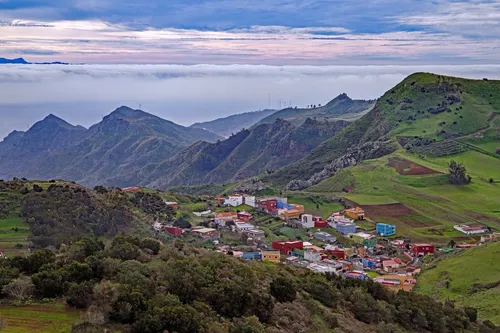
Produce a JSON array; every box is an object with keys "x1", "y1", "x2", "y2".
[{"x1": 1, "y1": 235, "x2": 499, "y2": 333}]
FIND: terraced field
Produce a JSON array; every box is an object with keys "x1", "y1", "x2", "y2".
[{"x1": 0, "y1": 217, "x2": 29, "y2": 257}]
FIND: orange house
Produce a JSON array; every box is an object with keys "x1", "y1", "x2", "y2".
[
  {"x1": 283, "y1": 209, "x2": 302, "y2": 220},
  {"x1": 345, "y1": 207, "x2": 365, "y2": 220}
]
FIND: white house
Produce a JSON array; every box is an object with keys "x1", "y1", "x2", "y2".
[
  {"x1": 224, "y1": 195, "x2": 243, "y2": 207},
  {"x1": 328, "y1": 216, "x2": 353, "y2": 228},
  {"x1": 304, "y1": 249, "x2": 322, "y2": 262},
  {"x1": 244, "y1": 196, "x2": 256, "y2": 208},
  {"x1": 454, "y1": 224, "x2": 490, "y2": 235},
  {"x1": 244, "y1": 229, "x2": 266, "y2": 240},
  {"x1": 235, "y1": 222, "x2": 254, "y2": 233},
  {"x1": 301, "y1": 214, "x2": 314, "y2": 228}
]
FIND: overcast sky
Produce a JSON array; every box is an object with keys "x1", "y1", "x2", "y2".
[
  {"x1": 1, "y1": 64, "x2": 500, "y2": 139},
  {"x1": 0, "y1": 0, "x2": 499, "y2": 64}
]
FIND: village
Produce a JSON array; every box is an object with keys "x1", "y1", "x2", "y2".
[{"x1": 152, "y1": 192, "x2": 500, "y2": 293}]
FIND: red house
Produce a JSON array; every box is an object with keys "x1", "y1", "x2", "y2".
[
  {"x1": 237, "y1": 212, "x2": 253, "y2": 222},
  {"x1": 327, "y1": 248, "x2": 346, "y2": 259},
  {"x1": 258, "y1": 199, "x2": 278, "y2": 214},
  {"x1": 272, "y1": 240, "x2": 303, "y2": 254},
  {"x1": 165, "y1": 226, "x2": 183, "y2": 237},
  {"x1": 313, "y1": 216, "x2": 328, "y2": 228},
  {"x1": 411, "y1": 243, "x2": 435, "y2": 256}
]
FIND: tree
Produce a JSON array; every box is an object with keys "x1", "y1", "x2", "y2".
[
  {"x1": 31, "y1": 269, "x2": 67, "y2": 297},
  {"x1": 67, "y1": 281, "x2": 94, "y2": 308},
  {"x1": 270, "y1": 277, "x2": 296, "y2": 303},
  {"x1": 448, "y1": 239, "x2": 456, "y2": 248},
  {"x1": 2, "y1": 275, "x2": 34, "y2": 300},
  {"x1": 32, "y1": 184, "x2": 44, "y2": 192},
  {"x1": 448, "y1": 160, "x2": 471, "y2": 185}
]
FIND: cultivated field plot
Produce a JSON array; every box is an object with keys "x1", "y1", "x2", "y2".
[
  {"x1": 0, "y1": 217, "x2": 29, "y2": 257},
  {"x1": 0, "y1": 304, "x2": 79, "y2": 333},
  {"x1": 388, "y1": 157, "x2": 441, "y2": 175}
]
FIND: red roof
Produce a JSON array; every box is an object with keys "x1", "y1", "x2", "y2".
[{"x1": 413, "y1": 243, "x2": 434, "y2": 247}]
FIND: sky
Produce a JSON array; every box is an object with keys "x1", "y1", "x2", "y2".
[
  {"x1": 0, "y1": 0, "x2": 499, "y2": 64},
  {"x1": 0, "y1": 1, "x2": 499, "y2": 139}
]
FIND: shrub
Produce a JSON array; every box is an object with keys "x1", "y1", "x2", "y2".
[{"x1": 270, "y1": 277, "x2": 297, "y2": 303}]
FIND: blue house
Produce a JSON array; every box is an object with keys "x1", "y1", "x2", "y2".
[
  {"x1": 362, "y1": 257, "x2": 378, "y2": 269},
  {"x1": 336, "y1": 222, "x2": 357, "y2": 235},
  {"x1": 242, "y1": 252, "x2": 262, "y2": 261},
  {"x1": 376, "y1": 223, "x2": 396, "y2": 237}
]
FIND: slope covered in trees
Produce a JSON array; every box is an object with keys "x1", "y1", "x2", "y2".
[{"x1": 1, "y1": 236, "x2": 498, "y2": 333}]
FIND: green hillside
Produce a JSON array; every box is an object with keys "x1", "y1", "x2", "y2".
[
  {"x1": 265, "y1": 73, "x2": 500, "y2": 188},
  {"x1": 417, "y1": 242, "x2": 500, "y2": 325}
]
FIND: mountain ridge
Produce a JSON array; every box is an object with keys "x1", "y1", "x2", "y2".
[
  {"x1": 253, "y1": 93, "x2": 375, "y2": 128},
  {"x1": 0, "y1": 106, "x2": 223, "y2": 184},
  {"x1": 190, "y1": 108, "x2": 277, "y2": 138}
]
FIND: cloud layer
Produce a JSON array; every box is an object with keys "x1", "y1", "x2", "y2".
[{"x1": 2, "y1": 63, "x2": 500, "y2": 140}]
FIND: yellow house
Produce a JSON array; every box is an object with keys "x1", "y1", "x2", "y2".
[
  {"x1": 261, "y1": 250, "x2": 280, "y2": 263},
  {"x1": 345, "y1": 207, "x2": 365, "y2": 220}
]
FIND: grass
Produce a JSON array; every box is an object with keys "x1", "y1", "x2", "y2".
[
  {"x1": 286, "y1": 195, "x2": 344, "y2": 219},
  {"x1": 0, "y1": 217, "x2": 29, "y2": 257},
  {"x1": 0, "y1": 303, "x2": 79, "y2": 333},
  {"x1": 417, "y1": 242, "x2": 500, "y2": 324}
]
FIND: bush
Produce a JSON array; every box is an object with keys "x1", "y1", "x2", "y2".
[
  {"x1": 140, "y1": 238, "x2": 161, "y2": 255},
  {"x1": 270, "y1": 277, "x2": 297, "y2": 303}
]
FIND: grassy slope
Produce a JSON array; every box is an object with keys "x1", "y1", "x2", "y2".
[
  {"x1": 0, "y1": 303, "x2": 79, "y2": 333},
  {"x1": 305, "y1": 149, "x2": 500, "y2": 243},
  {"x1": 417, "y1": 242, "x2": 500, "y2": 325}
]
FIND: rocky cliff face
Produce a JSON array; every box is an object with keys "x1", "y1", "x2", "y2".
[{"x1": 285, "y1": 141, "x2": 396, "y2": 190}]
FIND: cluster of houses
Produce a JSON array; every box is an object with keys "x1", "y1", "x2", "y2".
[{"x1": 151, "y1": 193, "x2": 499, "y2": 293}]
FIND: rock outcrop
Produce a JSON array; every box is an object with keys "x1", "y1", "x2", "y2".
[{"x1": 286, "y1": 141, "x2": 395, "y2": 190}]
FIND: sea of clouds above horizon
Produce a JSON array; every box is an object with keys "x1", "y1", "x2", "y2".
[{"x1": 1, "y1": 64, "x2": 500, "y2": 139}]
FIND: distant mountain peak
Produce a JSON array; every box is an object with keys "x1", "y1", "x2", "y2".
[
  {"x1": 43, "y1": 113, "x2": 64, "y2": 122},
  {"x1": 107, "y1": 106, "x2": 152, "y2": 121},
  {"x1": 0, "y1": 57, "x2": 29, "y2": 64},
  {"x1": 332, "y1": 93, "x2": 352, "y2": 102}
]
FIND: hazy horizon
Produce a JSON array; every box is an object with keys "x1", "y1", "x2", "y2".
[{"x1": 1, "y1": 63, "x2": 500, "y2": 140}]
